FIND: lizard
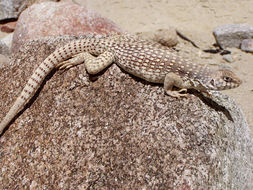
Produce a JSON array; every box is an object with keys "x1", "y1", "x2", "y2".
[{"x1": 0, "y1": 34, "x2": 242, "y2": 135}]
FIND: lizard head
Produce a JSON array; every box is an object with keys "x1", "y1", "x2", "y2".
[{"x1": 205, "y1": 69, "x2": 242, "y2": 91}]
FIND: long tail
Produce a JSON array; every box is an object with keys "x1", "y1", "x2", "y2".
[{"x1": 0, "y1": 39, "x2": 86, "y2": 135}]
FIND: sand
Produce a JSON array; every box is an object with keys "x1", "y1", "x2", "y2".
[{"x1": 78, "y1": 0, "x2": 253, "y2": 135}]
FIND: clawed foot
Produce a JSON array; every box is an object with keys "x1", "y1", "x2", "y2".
[
  {"x1": 57, "y1": 60, "x2": 74, "y2": 70},
  {"x1": 166, "y1": 88, "x2": 188, "y2": 98},
  {"x1": 56, "y1": 54, "x2": 85, "y2": 70}
]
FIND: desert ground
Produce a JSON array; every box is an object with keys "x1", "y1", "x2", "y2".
[{"x1": 76, "y1": 0, "x2": 253, "y2": 135}]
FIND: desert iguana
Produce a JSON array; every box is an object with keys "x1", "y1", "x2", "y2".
[{"x1": 0, "y1": 34, "x2": 242, "y2": 135}]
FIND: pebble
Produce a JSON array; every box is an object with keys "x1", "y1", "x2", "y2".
[
  {"x1": 219, "y1": 64, "x2": 233, "y2": 70},
  {"x1": 241, "y1": 39, "x2": 253, "y2": 52},
  {"x1": 222, "y1": 54, "x2": 233, "y2": 63}
]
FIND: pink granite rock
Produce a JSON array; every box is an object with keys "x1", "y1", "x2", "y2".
[
  {"x1": 11, "y1": 1, "x2": 124, "y2": 53},
  {"x1": 0, "y1": 36, "x2": 252, "y2": 189}
]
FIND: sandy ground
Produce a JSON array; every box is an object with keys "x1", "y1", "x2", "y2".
[{"x1": 77, "y1": 0, "x2": 253, "y2": 135}]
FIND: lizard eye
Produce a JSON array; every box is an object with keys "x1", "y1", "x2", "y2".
[{"x1": 223, "y1": 76, "x2": 232, "y2": 82}]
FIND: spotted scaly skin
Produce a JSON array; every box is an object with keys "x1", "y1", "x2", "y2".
[{"x1": 0, "y1": 34, "x2": 242, "y2": 135}]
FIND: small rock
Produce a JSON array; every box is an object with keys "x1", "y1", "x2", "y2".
[
  {"x1": 213, "y1": 24, "x2": 253, "y2": 49},
  {"x1": 135, "y1": 28, "x2": 178, "y2": 47},
  {"x1": 219, "y1": 64, "x2": 233, "y2": 70},
  {"x1": 241, "y1": 39, "x2": 253, "y2": 52},
  {"x1": 223, "y1": 54, "x2": 233, "y2": 63}
]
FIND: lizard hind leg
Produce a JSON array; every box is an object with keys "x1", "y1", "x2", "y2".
[
  {"x1": 164, "y1": 73, "x2": 188, "y2": 98},
  {"x1": 57, "y1": 51, "x2": 115, "y2": 75}
]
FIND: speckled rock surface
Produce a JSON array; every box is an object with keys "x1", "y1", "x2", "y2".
[
  {"x1": 0, "y1": 36, "x2": 252, "y2": 189},
  {"x1": 11, "y1": 1, "x2": 124, "y2": 53}
]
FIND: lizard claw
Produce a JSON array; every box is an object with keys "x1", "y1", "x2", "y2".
[
  {"x1": 178, "y1": 88, "x2": 187, "y2": 94},
  {"x1": 165, "y1": 88, "x2": 188, "y2": 98},
  {"x1": 57, "y1": 60, "x2": 74, "y2": 70},
  {"x1": 56, "y1": 54, "x2": 85, "y2": 70}
]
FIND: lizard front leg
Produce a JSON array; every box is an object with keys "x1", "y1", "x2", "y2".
[
  {"x1": 57, "y1": 51, "x2": 115, "y2": 74},
  {"x1": 164, "y1": 73, "x2": 188, "y2": 98}
]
